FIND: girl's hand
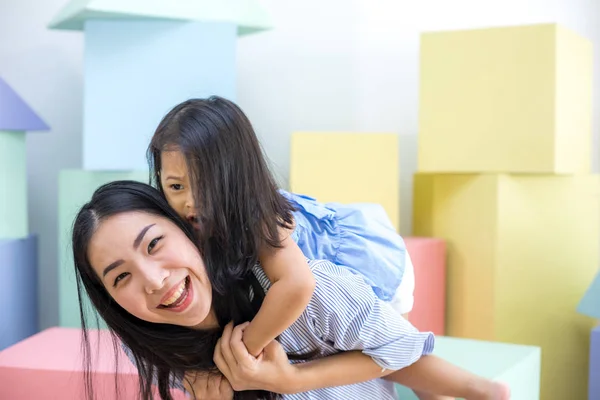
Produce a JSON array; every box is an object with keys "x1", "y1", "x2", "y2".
[
  {"x1": 183, "y1": 370, "x2": 233, "y2": 400},
  {"x1": 213, "y1": 322, "x2": 299, "y2": 394}
]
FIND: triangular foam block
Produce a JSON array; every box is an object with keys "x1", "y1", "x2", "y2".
[
  {"x1": 48, "y1": 0, "x2": 272, "y2": 35},
  {"x1": 577, "y1": 269, "x2": 600, "y2": 319},
  {"x1": 0, "y1": 78, "x2": 49, "y2": 131}
]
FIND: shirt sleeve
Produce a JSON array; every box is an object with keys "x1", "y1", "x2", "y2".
[{"x1": 306, "y1": 260, "x2": 435, "y2": 371}]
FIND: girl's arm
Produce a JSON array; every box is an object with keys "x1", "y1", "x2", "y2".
[
  {"x1": 289, "y1": 351, "x2": 491, "y2": 399},
  {"x1": 241, "y1": 226, "x2": 316, "y2": 357},
  {"x1": 217, "y1": 322, "x2": 488, "y2": 399}
]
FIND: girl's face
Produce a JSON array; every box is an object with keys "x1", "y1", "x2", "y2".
[
  {"x1": 87, "y1": 210, "x2": 216, "y2": 329},
  {"x1": 160, "y1": 150, "x2": 199, "y2": 230}
]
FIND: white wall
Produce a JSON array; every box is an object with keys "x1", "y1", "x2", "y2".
[{"x1": 0, "y1": 0, "x2": 598, "y2": 329}]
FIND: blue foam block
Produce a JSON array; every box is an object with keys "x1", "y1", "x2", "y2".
[
  {"x1": 590, "y1": 326, "x2": 600, "y2": 400},
  {"x1": 83, "y1": 20, "x2": 237, "y2": 170},
  {"x1": 0, "y1": 235, "x2": 38, "y2": 350}
]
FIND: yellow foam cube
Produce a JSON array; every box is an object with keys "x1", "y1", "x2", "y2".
[
  {"x1": 289, "y1": 132, "x2": 400, "y2": 230},
  {"x1": 418, "y1": 23, "x2": 593, "y2": 173},
  {"x1": 413, "y1": 173, "x2": 599, "y2": 400}
]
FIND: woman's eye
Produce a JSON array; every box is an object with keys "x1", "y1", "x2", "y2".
[
  {"x1": 113, "y1": 272, "x2": 129, "y2": 287},
  {"x1": 148, "y1": 236, "x2": 164, "y2": 253},
  {"x1": 170, "y1": 184, "x2": 183, "y2": 191}
]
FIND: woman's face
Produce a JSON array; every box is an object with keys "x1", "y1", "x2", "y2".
[
  {"x1": 87, "y1": 210, "x2": 216, "y2": 329},
  {"x1": 160, "y1": 150, "x2": 199, "y2": 230}
]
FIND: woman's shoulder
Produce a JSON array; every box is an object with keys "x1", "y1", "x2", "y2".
[{"x1": 252, "y1": 258, "x2": 364, "y2": 294}]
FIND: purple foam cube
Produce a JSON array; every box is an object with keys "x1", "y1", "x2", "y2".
[
  {"x1": 590, "y1": 326, "x2": 600, "y2": 400},
  {"x1": 0, "y1": 235, "x2": 38, "y2": 350}
]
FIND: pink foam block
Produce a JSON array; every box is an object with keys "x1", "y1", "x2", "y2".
[
  {"x1": 404, "y1": 237, "x2": 446, "y2": 335},
  {"x1": 0, "y1": 327, "x2": 187, "y2": 399}
]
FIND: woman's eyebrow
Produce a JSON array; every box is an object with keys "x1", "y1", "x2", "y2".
[{"x1": 133, "y1": 224, "x2": 155, "y2": 249}]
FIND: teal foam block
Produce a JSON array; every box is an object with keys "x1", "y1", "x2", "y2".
[
  {"x1": 83, "y1": 20, "x2": 237, "y2": 170},
  {"x1": 0, "y1": 235, "x2": 38, "y2": 350},
  {"x1": 0, "y1": 131, "x2": 27, "y2": 239},
  {"x1": 47, "y1": 0, "x2": 273, "y2": 35},
  {"x1": 395, "y1": 336, "x2": 541, "y2": 400},
  {"x1": 58, "y1": 170, "x2": 148, "y2": 328},
  {"x1": 578, "y1": 270, "x2": 600, "y2": 319}
]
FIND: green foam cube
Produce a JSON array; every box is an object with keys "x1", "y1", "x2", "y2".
[
  {"x1": 0, "y1": 131, "x2": 27, "y2": 239},
  {"x1": 395, "y1": 336, "x2": 541, "y2": 400}
]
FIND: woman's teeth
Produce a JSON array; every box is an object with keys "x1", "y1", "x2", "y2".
[{"x1": 161, "y1": 279, "x2": 186, "y2": 307}]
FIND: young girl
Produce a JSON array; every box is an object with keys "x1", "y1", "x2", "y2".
[
  {"x1": 145, "y1": 96, "x2": 510, "y2": 400},
  {"x1": 73, "y1": 180, "x2": 508, "y2": 400}
]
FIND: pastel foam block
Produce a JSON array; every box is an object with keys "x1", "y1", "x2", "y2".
[
  {"x1": 0, "y1": 77, "x2": 49, "y2": 131},
  {"x1": 404, "y1": 237, "x2": 446, "y2": 335},
  {"x1": 0, "y1": 131, "x2": 27, "y2": 239},
  {"x1": 59, "y1": 170, "x2": 148, "y2": 328},
  {"x1": 289, "y1": 132, "x2": 400, "y2": 231},
  {"x1": 578, "y1": 270, "x2": 600, "y2": 319},
  {"x1": 413, "y1": 173, "x2": 599, "y2": 400},
  {"x1": 48, "y1": 0, "x2": 272, "y2": 36},
  {"x1": 395, "y1": 336, "x2": 541, "y2": 400},
  {"x1": 0, "y1": 327, "x2": 187, "y2": 399},
  {"x1": 0, "y1": 235, "x2": 38, "y2": 350},
  {"x1": 418, "y1": 23, "x2": 593, "y2": 173},
  {"x1": 590, "y1": 326, "x2": 600, "y2": 400},
  {"x1": 83, "y1": 20, "x2": 236, "y2": 170}
]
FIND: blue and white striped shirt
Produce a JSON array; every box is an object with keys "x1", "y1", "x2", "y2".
[
  {"x1": 250, "y1": 259, "x2": 434, "y2": 399},
  {"x1": 124, "y1": 259, "x2": 435, "y2": 398}
]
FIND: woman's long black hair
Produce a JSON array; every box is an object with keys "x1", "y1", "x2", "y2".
[
  {"x1": 147, "y1": 96, "x2": 295, "y2": 295},
  {"x1": 72, "y1": 180, "x2": 278, "y2": 400}
]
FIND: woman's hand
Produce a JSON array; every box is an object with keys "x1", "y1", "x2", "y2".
[
  {"x1": 182, "y1": 370, "x2": 233, "y2": 400},
  {"x1": 213, "y1": 322, "x2": 298, "y2": 394}
]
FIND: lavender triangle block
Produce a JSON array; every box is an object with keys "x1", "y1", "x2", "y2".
[{"x1": 0, "y1": 78, "x2": 49, "y2": 132}]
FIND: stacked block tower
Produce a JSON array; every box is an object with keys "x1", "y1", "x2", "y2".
[
  {"x1": 47, "y1": 0, "x2": 272, "y2": 328},
  {"x1": 0, "y1": 78, "x2": 47, "y2": 349},
  {"x1": 413, "y1": 23, "x2": 598, "y2": 400}
]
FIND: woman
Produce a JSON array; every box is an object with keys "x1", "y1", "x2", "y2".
[
  {"x1": 72, "y1": 179, "x2": 436, "y2": 399},
  {"x1": 73, "y1": 180, "x2": 508, "y2": 400}
]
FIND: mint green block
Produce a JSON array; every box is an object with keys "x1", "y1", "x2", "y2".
[
  {"x1": 48, "y1": 0, "x2": 272, "y2": 36},
  {"x1": 0, "y1": 131, "x2": 27, "y2": 239},
  {"x1": 395, "y1": 337, "x2": 541, "y2": 400},
  {"x1": 58, "y1": 169, "x2": 148, "y2": 328}
]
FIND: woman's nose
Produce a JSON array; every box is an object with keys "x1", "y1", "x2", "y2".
[{"x1": 143, "y1": 266, "x2": 169, "y2": 294}]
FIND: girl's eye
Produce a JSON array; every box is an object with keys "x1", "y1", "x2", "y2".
[
  {"x1": 170, "y1": 184, "x2": 183, "y2": 191},
  {"x1": 113, "y1": 272, "x2": 129, "y2": 287},
  {"x1": 148, "y1": 236, "x2": 164, "y2": 253}
]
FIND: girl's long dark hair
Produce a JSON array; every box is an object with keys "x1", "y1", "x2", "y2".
[
  {"x1": 148, "y1": 96, "x2": 295, "y2": 294},
  {"x1": 72, "y1": 180, "x2": 277, "y2": 400}
]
